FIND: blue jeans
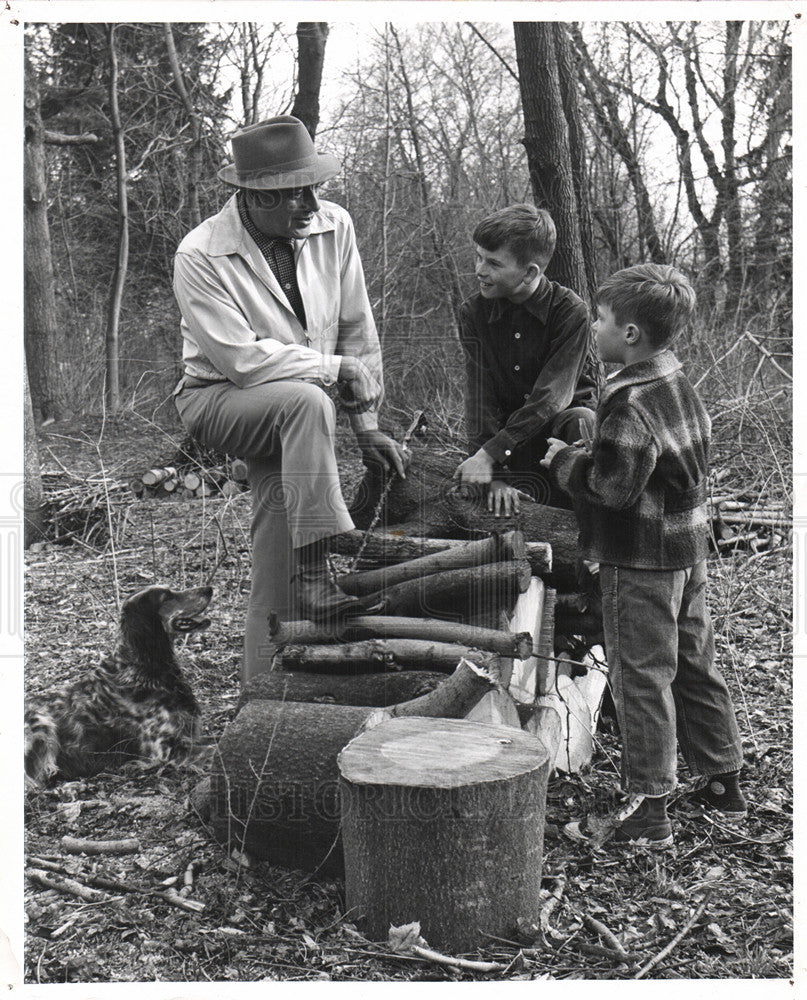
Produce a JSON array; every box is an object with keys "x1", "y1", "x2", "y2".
[{"x1": 600, "y1": 560, "x2": 743, "y2": 796}]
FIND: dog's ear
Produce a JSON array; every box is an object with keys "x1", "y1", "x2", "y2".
[{"x1": 122, "y1": 586, "x2": 172, "y2": 614}]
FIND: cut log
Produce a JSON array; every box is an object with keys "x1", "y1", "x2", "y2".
[
  {"x1": 236, "y1": 669, "x2": 448, "y2": 714},
  {"x1": 552, "y1": 647, "x2": 609, "y2": 774},
  {"x1": 364, "y1": 560, "x2": 531, "y2": 619},
  {"x1": 338, "y1": 531, "x2": 525, "y2": 596},
  {"x1": 230, "y1": 458, "x2": 249, "y2": 482},
  {"x1": 183, "y1": 471, "x2": 202, "y2": 492},
  {"x1": 333, "y1": 529, "x2": 553, "y2": 577},
  {"x1": 209, "y1": 658, "x2": 500, "y2": 873},
  {"x1": 142, "y1": 466, "x2": 177, "y2": 487},
  {"x1": 523, "y1": 705, "x2": 563, "y2": 765},
  {"x1": 221, "y1": 480, "x2": 242, "y2": 499},
  {"x1": 269, "y1": 615, "x2": 533, "y2": 660},
  {"x1": 507, "y1": 576, "x2": 545, "y2": 704},
  {"x1": 338, "y1": 716, "x2": 550, "y2": 952},
  {"x1": 271, "y1": 639, "x2": 495, "y2": 674},
  {"x1": 129, "y1": 477, "x2": 144, "y2": 497},
  {"x1": 162, "y1": 477, "x2": 178, "y2": 493},
  {"x1": 524, "y1": 541, "x2": 554, "y2": 577},
  {"x1": 347, "y1": 447, "x2": 579, "y2": 587}
]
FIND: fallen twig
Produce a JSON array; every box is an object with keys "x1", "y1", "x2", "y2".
[
  {"x1": 27, "y1": 856, "x2": 205, "y2": 913},
  {"x1": 61, "y1": 835, "x2": 140, "y2": 855},
  {"x1": 702, "y1": 814, "x2": 790, "y2": 844},
  {"x1": 634, "y1": 891, "x2": 712, "y2": 980},
  {"x1": 27, "y1": 868, "x2": 116, "y2": 904},
  {"x1": 539, "y1": 875, "x2": 566, "y2": 940},
  {"x1": 181, "y1": 860, "x2": 195, "y2": 897},
  {"x1": 581, "y1": 913, "x2": 629, "y2": 959},
  {"x1": 410, "y1": 944, "x2": 506, "y2": 973},
  {"x1": 160, "y1": 887, "x2": 206, "y2": 913}
]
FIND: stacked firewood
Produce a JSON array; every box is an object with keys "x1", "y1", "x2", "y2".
[
  {"x1": 209, "y1": 529, "x2": 550, "y2": 873},
  {"x1": 129, "y1": 458, "x2": 248, "y2": 500},
  {"x1": 710, "y1": 494, "x2": 790, "y2": 553}
]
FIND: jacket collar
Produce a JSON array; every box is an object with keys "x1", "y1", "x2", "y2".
[
  {"x1": 600, "y1": 350, "x2": 682, "y2": 404},
  {"x1": 488, "y1": 274, "x2": 553, "y2": 324},
  {"x1": 205, "y1": 194, "x2": 336, "y2": 258}
]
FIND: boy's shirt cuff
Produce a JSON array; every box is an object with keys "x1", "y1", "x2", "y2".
[
  {"x1": 481, "y1": 431, "x2": 519, "y2": 466},
  {"x1": 550, "y1": 444, "x2": 585, "y2": 494}
]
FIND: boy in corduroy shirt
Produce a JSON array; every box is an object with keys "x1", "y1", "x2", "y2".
[{"x1": 542, "y1": 264, "x2": 745, "y2": 848}]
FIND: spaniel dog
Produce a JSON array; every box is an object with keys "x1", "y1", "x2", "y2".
[{"x1": 25, "y1": 585, "x2": 212, "y2": 786}]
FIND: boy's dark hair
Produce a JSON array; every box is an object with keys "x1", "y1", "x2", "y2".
[
  {"x1": 472, "y1": 204, "x2": 556, "y2": 268},
  {"x1": 597, "y1": 263, "x2": 697, "y2": 348}
]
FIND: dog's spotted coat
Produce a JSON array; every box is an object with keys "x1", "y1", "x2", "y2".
[{"x1": 25, "y1": 585, "x2": 212, "y2": 785}]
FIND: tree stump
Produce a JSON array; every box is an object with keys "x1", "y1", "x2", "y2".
[
  {"x1": 338, "y1": 716, "x2": 550, "y2": 953},
  {"x1": 209, "y1": 658, "x2": 502, "y2": 873}
]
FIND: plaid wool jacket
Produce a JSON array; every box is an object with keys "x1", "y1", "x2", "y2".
[{"x1": 549, "y1": 351, "x2": 711, "y2": 570}]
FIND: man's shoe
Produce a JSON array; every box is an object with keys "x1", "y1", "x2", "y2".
[
  {"x1": 564, "y1": 794, "x2": 673, "y2": 850},
  {"x1": 295, "y1": 562, "x2": 366, "y2": 623},
  {"x1": 691, "y1": 772, "x2": 747, "y2": 821}
]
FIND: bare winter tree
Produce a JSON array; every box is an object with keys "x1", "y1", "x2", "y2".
[
  {"x1": 24, "y1": 56, "x2": 98, "y2": 422},
  {"x1": 24, "y1": 353, "x2": 46, "y2": 547},
  {"x1": 291, "y1": 22, "x2": 329, "y2": 138},
  {"x1": 514, "y1": 21, "x2": 596, "y2": 302},
  {"x1": 104, "y1": 23, "x2": 128, "y2": 411},
  {"x1": 569, "y1": 23, "x2": 667, "y2": 267}
]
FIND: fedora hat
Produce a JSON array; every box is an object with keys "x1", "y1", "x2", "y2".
[{"x1": 218, "y1": 115, "x2": 341, "y2": 190}]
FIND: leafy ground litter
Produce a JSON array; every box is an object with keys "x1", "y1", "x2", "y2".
[{"x1": 23, "y1": 411, "x2": 793, "y2": 983}]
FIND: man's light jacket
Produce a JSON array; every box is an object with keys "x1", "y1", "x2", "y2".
[{"x1": 173, "y1": 194, "x2": 381, "y2": 431}]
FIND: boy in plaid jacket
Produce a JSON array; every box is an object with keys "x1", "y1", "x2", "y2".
[{"x1": 542, "y1": 264, "x2": 745, "y2": 848}]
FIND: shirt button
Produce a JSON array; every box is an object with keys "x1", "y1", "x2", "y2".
[
  {"x1": 514, "y1": 364, "x2": 520, "y2": 372},
  {"x1": 505, "y1": 450, "x2": 511, "y2": 457},
  {"x1": 524, "y1": 394, "x2": 529, "y2": 400},
  {"x1": 514, "y1": 332, "x2": 521, "y2": 339},
  {"x1": 284, "y1": 282, "x2": 292, "y2": 290}
]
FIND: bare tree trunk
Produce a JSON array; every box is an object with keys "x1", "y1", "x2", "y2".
[
  {"x1": 24, "y1": 354, "x2": 46, "y2": 547},
  {"x1": 105, "y1": 24, "x2": 128, "y2": 412},
  {"x1": 24, "y1": 59, "x2": 67, "y2": 423},
  {"x1": 291, "y1": 22, "x2": 329, "y2": 138},
  {"x1": 721, "y1": 22, "x2": 744, "y2": 297},
  {"x1": 514, "y1": 22, "x2": 595, "y2": 302},
  {"x1": 553, "y1": 24, "x2": 597, "y2": 299},
  {"x1": 164, "y1": 23, "x2": 202, "y2": 229}
]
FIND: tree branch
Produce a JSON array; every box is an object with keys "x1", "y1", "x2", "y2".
[
  {"x1": 463, "y1": 23, "x2": 519, "y2": 83},
  {"x1": 43, "y1": 130, "x2": 99, "y2": 146}
]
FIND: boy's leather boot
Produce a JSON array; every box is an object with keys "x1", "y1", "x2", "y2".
[
  {"x1": 691, "y1": 771, "x2": 747, "y2": 821},
  {"x1": 565, "y1": 793, "x2": 673, "y2": 850}
]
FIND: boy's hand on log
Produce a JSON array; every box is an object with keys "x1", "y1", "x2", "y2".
[
  {"x1": 355, "y1": 430, "x2": 407, "y2": 478},
  {"x1": 488, "y1": 480, "x2": 520, "y2": 518},
  {"x1": 540, "y1": 437, "x2": 568, "y2": 469},
  {"x1": 453, "y1": 449, "x2": 495, "y2": 494}
]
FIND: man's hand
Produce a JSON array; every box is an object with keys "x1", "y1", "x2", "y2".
[
  {"x1": 338, "y1": 356, "x2": 382, "y2": 414},
  {"x1": 540, "y1": 437, "x2": 568, "y2": 469},
  {"x1": 488, "y1": 480, "x2": 521, "y2": 518},
  {"x1": 355, "y1": 429, "x2": 407, "y2": 478},
  {"x1": 453, "y1": 448, "x2": 495, "y2": 496}
]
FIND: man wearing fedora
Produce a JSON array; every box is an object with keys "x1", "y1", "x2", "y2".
[{"x1": 172, "y1": 116, "x2": 405, "y2": 680}]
